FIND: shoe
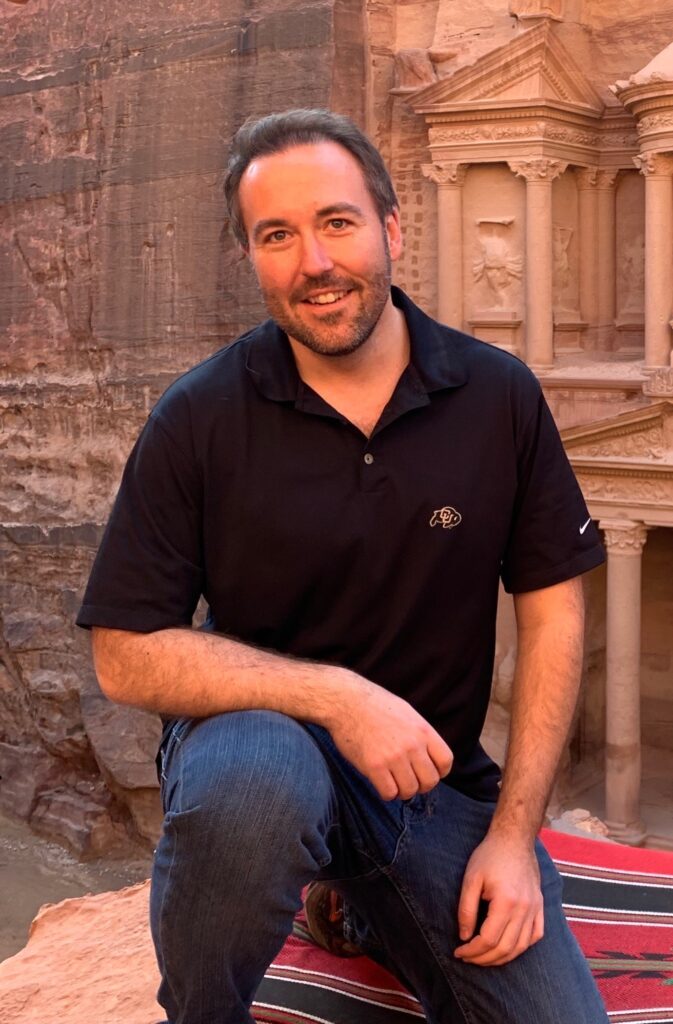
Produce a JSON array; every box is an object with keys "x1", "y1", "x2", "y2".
[{"x1": 303, "y1": 882, "x2": 363, "y2": 957}]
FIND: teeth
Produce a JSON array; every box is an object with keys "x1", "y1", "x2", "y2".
[{"x1": 307, "y1": 291, "x2": 346, "y2": 305}]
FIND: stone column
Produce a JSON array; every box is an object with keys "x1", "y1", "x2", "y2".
[
  {"x1": 596, "y1": 170, "x2": 618, "y2": 347},
  {"x1": 421, "y1": 161, "x2": 468, "y2": 329},
  {"x1": 600, "y1": 519, "x2": 648, "y2": 846},
  {"x1": 509, "y1": 158, "x2": 567, "y2": 370},
  {"x1": 576, "y1": 167, "x2": 599, "y2": 342},
  {"x1": 634, "y1": 152, "x2": 673, "y2": 368}
]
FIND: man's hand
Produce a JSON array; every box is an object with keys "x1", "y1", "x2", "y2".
[
  {"x1": 328, "y1": 682, "x2": 453, "y2": 801},
  {"x1": 454, "y1": 833, "x2": 544, "y2": 967}
]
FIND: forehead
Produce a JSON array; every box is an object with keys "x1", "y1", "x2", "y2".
[{"x1": 238, "y1": 141, "x2": 375, "y2": 228}]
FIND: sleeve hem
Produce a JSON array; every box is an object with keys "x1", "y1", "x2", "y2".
[
  {"x1": 76, "y1": 604, "x2": 193, "y2": 633},
  {"x1": 502, "y1": 544, "x2": 605, "y2": 595}
]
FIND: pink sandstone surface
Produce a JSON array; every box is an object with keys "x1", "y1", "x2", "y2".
[{"x1": 0, "y1": 882, "x2": 161, "y2": 1024}]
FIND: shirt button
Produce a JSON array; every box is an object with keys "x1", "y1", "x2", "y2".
[{"x1": 363, "y1": 453, "x2": 374, "y2": 465}]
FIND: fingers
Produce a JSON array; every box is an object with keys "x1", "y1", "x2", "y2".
[
  {"x1": 371, "y1": 768, "x2": 401, "y2": 802},
  {"x1": 426, "y1": 732, "x2": 454, "y2": 779},
  {"x1": 456, "y1": 870, "x2": 482, "y2": 943},
  {"x1": 374, "y1": 757, "x2": 438, "y2": 801},
  {"x1": 373, "y1": 739, "x2": 452, "y2": 801},
  {"x1": 454, "y1": 896, "x2": 544, "y2": 967}
]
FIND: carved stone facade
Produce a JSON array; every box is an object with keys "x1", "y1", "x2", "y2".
[{"x1": 388, "y1": 1, "x2": 673, "y2": 846}]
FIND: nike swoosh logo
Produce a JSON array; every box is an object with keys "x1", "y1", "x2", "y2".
[{"x1": 579, "y1": 518, "x2": 591, "y2": 535}]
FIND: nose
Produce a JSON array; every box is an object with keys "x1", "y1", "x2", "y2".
[{"x1": 298, "y1": 232, "x2": 335, "y2": 278}]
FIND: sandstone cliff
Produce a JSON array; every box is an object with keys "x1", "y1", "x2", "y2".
[{"x1": 0, "y1": 0, "x2": 365, "y2": 854}]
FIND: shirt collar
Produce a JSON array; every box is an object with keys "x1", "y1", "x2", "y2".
[{"x1": 245, "y1": 285, "x2": 469, "y2": 403}]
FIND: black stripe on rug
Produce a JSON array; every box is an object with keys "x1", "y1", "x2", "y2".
[
  {"x1": 561, "y1": 875, "x2": 673, "y2": 914},
  {"x1": 253, "y1": 976, "x2": 424, "y2": 1024}
]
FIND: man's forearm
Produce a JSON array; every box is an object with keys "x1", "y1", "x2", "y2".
[
  {"x1": 488, "y1": 577, "x2": 585, "y2": 845},
  {"x1": 455, "y1": 578, "x2": 586, "y2": 966},
  {"x1": 91, "y1": 626, "x2": 360, "y2": 730},
  {"x1": 92, "y1": 625, "x2": 455, "y2": 802}
]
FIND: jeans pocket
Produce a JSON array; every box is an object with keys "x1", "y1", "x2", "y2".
[
  {"x1": 536, "y1": 838, "x2": 564, "y2": 898},
  {"x1": 401, "y1": 785, "x2": 440, "y2": 824},
  {"x1": 159, "y1": 717, "x2": 194, "y2": 813}
]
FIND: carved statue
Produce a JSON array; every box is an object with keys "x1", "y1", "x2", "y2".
[
  {"x1": 393, "y1": 49, "x2": 437, "y2": 90},
  {"x1": 552, "y1": 225, "x2": 573, "y2": 312},
  {"x1": 619, "y1": 232, "x2": 645, "y2": 316},
  {"x1": 473, "y1": 220, "x2": 523, "y2": 311},
  {"x1": 509, "y1": 0, "x2": 564, "y2": 17}
]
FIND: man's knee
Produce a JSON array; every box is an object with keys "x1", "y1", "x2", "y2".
[{"x1": 164, "y1": 710, "x2": 335, "y2": 848}]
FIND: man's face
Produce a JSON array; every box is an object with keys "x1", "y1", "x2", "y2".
[{"x1": 238, "y1": 141, "x2": 402, "y2": 357}]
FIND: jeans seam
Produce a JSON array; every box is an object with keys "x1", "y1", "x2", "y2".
[
  {"x1": 380, "y1": 867, "x2": 474, "y2": 1024},
  {"x1": 157, "y1": 736, "x2": 184, "y2": 1014}
]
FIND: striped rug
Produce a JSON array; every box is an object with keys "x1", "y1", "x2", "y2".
[{"x1": 251, "y1": 828, "x2": 673, "y2": 1024}]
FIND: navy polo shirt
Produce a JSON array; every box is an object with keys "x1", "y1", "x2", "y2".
[{"x1": 77, "y1": 287, "x2": 604, "y2": 800}]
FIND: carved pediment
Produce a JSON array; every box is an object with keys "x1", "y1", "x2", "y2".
[
  {"x1": 561, "y1": 401, "x2": 673, "y2": 464},
  {"x1": 412, "y1": 22, "x2": 603, "y2": 114},
  {"x1": 562, "y1": 401, "x2": 673, "y2": 525}
]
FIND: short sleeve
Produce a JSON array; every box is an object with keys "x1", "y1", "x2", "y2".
[
  {"x1": 76, "y1": 410, "x2": 204, "y2": 632},
  {"x1": 500, "y1": 386, "x2": 604, "y2": 594}
]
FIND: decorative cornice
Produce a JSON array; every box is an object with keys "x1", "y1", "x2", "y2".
[
  {"x1": 599, "y1": 519, "x2": 648, "y2": 554},
  {"x1": 572, "y1": 462, "x2": 673, "y2": 479},
  {"x1": 576, "y1": 466, "x2": 673, "y2": 522},
  {"x1": 599, "y1": 130, "x2": 639, "y2": 148},
  {"x1": 637, "y1": 111, "x2": 673, "y2": 135},
  {"x1": 421, "y1": 161, "x2": 468, "y2": 186},
  {"x1": 428, "y1": 119, "x2": 601, "y2": 149},
  {"x1": 612, "y1": 79, "x2": 673, "y2": 114},
  {"x1": 509, "y1": 157, "x2": 568, "y2": 180}
]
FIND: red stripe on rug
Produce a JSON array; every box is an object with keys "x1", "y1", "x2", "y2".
[{"x1": 541, "y1": 829, "x2": 673, "y2": 876}]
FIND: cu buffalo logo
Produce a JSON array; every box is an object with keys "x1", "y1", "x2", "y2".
[{"x1": 429, "y1": 506, "x2": 462, "y2": 529}]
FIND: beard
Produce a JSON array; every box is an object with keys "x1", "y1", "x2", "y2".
[{"x1": 260, "y1": 239, "x2": 392, "y2": 358}]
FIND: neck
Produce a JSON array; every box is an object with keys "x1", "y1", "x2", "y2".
[{"x1": 287, "y1": 296, "x2": 410, "y2": 391}]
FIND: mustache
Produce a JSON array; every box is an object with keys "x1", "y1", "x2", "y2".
[{"x1": 292, "y1": 276, "x2": 358, "y2": 302}]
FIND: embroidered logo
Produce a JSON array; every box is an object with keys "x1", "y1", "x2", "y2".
[
  {"x1": 579, "y1": 517, "x2": 591, "y2": 535},
  {"x1": 430, "y1": 506, "x2": 462, "y2": 530}
]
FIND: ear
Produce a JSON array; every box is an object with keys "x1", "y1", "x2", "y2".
[{"x1": 385, "y1": 207, "x2": 403, "y2": 262}]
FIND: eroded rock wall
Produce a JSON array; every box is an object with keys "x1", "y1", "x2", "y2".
[{"x1": 0, "y1": 0, "x2": 365, "y2": 855}]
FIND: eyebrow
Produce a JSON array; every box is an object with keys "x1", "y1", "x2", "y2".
[{"x1": 251, "y1": 203, "x2": 366, "y2": 243}]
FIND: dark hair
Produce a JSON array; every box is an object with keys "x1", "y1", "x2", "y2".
[{"x1": 224, "y1": 108, "x2": 398, "y2": 247}]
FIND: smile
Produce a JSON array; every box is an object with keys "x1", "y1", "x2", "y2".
[{"x1": 303, "y1": 290, "x2": 351, "y2": 306}]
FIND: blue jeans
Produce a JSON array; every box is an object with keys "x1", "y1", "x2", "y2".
[{"x1": 150, "y1": 711, "x2": 609, "y2": 1024}]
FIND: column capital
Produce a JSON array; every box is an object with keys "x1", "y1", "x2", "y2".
[
  {"x1": 575, "y1": 165, "x2": 599, "y2": 189},
  {"x1": 599, "y1": 519, "x2": 648, "y2": 555},
  {"x1": 596, "y1": 169, "x2": 619, "y2": 189},
  {"x1": 421, "y1": 161, "x2": 468, "y2": 187},
  {"x1": 633, "y1": 152, "x2": 673, "y2": 177},
  {"x1": 508, "y1": 158, "x2": 567, "y2": 182}
]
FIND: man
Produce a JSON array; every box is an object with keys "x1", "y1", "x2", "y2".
[{"x1": 78, "y1": 109, "x2": 609, "y2": 1024}]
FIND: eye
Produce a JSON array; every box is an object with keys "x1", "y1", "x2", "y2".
[
  {"x1": 328, "y1": 218, "x2": 349, "y2": 230},
  {"x1": 265, "y1": 229, "x2": 289, "y2": 244}
]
